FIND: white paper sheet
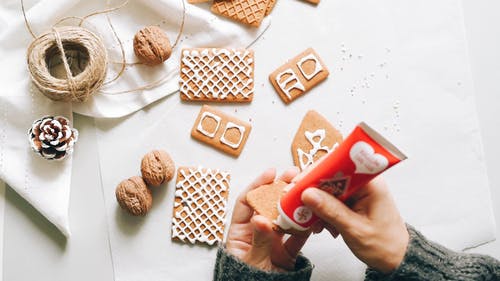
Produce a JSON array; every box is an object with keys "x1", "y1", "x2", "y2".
[{"x1": 95, "y1": 0, "x2": 496, "y2": 280}]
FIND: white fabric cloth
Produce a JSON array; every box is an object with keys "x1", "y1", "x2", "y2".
[
  {"x1": 0, "y1": 0, "x2": 270, "y2": 237},
  {"x1": 95, "y1": 0, "x2": 496, "y2": 280}
]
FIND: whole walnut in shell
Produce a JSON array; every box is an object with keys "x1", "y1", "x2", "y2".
[
  {"x1": 133, "y1": 26, "x2": 172, "y2": 65},
  {"x1": 115, "y1": 176, "x2": 152, "y2": 216},
  {"x1": 141, "y1": 150, "x2": 175, "y2": 187}
]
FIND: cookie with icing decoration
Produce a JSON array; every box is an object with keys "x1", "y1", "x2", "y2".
[
  {"x1": 191, "y1": 105, "x2": 252, "y2": 157},
  {"x1": 180, "y1": 48, "x2": 254, "y2": 103},
  {"x1": 292, "y1": 110, "x2": 343, "y2": 171},
  {"x1": 211, "y1": 0, "x2": 270, "y2": 27},
  {"x1": 269, "y1": 48, "x2": 329, "y2": 104},
  {"x1": 171, "y1": 166, "x2": 230, "y2": 246}
]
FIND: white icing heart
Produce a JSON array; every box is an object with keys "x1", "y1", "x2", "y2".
[{"x1": 350, "y1": 141, "x2": 389, "y2": 174}]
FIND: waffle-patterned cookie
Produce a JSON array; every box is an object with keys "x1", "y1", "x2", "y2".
[
  {"x1": 211, "y1": 0, "x2": 270, "y2": 27},
  {"x1": 266, "y1": 0, "x2": 277, "y2": 15},
  {"x1": 172, "y1": 166, "x2": 230, "y2": 246},
  {"x1": 180, "y1": 48, "x2": 254, "y2": 103}
]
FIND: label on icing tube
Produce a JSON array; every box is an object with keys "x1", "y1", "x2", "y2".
[{"x1": 276, "y1": 122, "x2": 407, "y2": 232}]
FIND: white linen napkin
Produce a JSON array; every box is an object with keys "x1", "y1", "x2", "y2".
[
  {"x1": 95, "y1": 0, "x2": 496, "y2": 280},
  {"x1": 0, "y1": 0, "x2": 271, "y2": 237},
  {"x1": 0, "y1": 94, "x2": 74, "y2": 237}
]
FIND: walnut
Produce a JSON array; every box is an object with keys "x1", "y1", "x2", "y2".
[
  {"x1": 141, "y1": 150, "x2": 175, "y2": 187},
  {"x1": 115, "y1": 176, "x2": 152, "y2": 216},
  {"x1": 133, "y1": 26, "x2": 172, "y2": 65}
]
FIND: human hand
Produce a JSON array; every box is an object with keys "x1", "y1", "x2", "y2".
[
  {"x1": 302, "y1": 176, "x2": 409, "y2": 273},
  {"x1": 226, "y1": 168, "x2": 310, "y2": 272}
]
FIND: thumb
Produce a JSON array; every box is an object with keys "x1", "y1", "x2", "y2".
[
  {"x1": 247, "y1": 215, "x2": 275, "y2": 263},
  {"x1": 302, "y1": 188, "x2": 359, "y2": 233}
]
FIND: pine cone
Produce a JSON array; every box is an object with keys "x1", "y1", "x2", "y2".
[{"x1": 28, "y1": 116, "x2": 79, "y2": 160}]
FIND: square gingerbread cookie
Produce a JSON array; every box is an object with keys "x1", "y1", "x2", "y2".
[
  {"x1": 172, "y1": 166, "x2": 230, "y2": 246},
  {"x1": 180, "y1": 48, "x2": 254, "y2": 103}
]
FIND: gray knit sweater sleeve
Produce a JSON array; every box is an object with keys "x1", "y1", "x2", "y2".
[
  {"x1": 213, "y1": 247, "x2": 313, "y2": 281},
  {"x1": 365, "y1": 225, "x2": 500, "y2": 281}
]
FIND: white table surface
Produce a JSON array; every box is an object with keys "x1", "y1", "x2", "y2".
[{"x1": 3, "y1": 0, "x2": 499, "y2": 280}]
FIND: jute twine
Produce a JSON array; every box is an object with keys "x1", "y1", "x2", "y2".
[
  {"x1": 22, "y1": 0, "x2": 186, "y2": 102},
  {"x1": 27, "y1": 26, "x2": 107, "y2": 102}
]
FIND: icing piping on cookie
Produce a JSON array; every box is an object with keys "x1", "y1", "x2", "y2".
[
  {"x1": 297, "y1": 129, "x2": 339, "y2": 170},
  {"x1": 197, "y1": 111, "x2": 222, "y2": 138},
  {"x1": 220, "y1": 122, "x2": 246, "y2": 149},
  {"x1": 172, "y1": 166, "x2": 230, "y2": 246},
  {"x1": 180, "y1": 48, "x2": 254, "y2": 100},
  {"x1": 275, "y1": 68, "x2": 305, "y2": 100},
  {"x1": 297, "y1": 53, "x2": 323, "y2": 81}
]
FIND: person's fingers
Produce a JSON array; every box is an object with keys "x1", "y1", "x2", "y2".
[
  {"x1": 246, "y1": 215, "x2": 275, "y2": 262},
  {"x1": 310, "y1": 220, "x2": 325, "y2": 234},
  {"x1": 325, "y1": 225, "x2": 340, "y2": 238},
  {"x1": 231, "y1": 168, "x2": 276, "y2": 224},
  {"x1": 283, "y1": 233, "x2": 310, "y2": 258},
  {"x1": 302, "y1": 188, "x2": 360, "y2": 233},
  {"x1": 278, "y1": 166, "x2": 300, "y2": 183}
]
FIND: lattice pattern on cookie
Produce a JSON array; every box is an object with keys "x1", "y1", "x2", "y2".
[
  {"x1": 211, "y1": 0, "x2": 269, "y2": 27},
  {"x1": 172, "y1": 166, "x2": 230, "y2": 246},
  {"x1": 180, "y1": 48, "x2": 254, "y2": 102}
]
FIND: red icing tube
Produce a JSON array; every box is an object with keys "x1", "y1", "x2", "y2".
[{"x1": 276, "y1": 122, "x2": 407, "y2": 232}]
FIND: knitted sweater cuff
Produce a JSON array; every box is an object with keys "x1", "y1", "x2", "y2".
[
  {"x1": 365, "y1": 224, "x2": 500, "y2": 281},
  {"x1": 213, "y1": 246, "x2": 313, "y2": 281}
]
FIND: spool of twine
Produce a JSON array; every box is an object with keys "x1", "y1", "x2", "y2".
[
  {"x1": 26, "y1": 26, "x2": 107, "y2": 102},
  {"x1": 22, "y1": 0, "x2": 186, "y2": 100}
]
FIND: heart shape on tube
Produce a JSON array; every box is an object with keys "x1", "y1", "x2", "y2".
[{"x1": 350, "y1": 141, "x2": 389, "y2": 174}]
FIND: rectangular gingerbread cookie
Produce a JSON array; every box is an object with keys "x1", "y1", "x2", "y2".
[
  {"x1": 172, "y1": 166, "x2": 230, "y2": 246},
  {"x1": 211, "y1": 0, "x2": 270, "y2": 27},
  {"x1": 180, "y1": 48, "x2": 254, "y2": 103},
  {"x1": 269, "y1": 48, "x2": 329, "y2": 104},
  {"x1": 191, "y1": 105, "x2": 252, "y2": 157},
  {"x1": 302, "y1": 0, "x2": 320, "y2": 4}
]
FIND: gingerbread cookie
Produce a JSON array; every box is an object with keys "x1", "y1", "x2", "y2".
[
  {"x1": 191, "y1": 105, "x2": 252, "y2": 157},
  {"x1": 172, "y1": 166, "x2": 230, "y2": 246},
  {"x1": 269, "y1": 48, "x2": 329, "y2": 104},
  {"x1": 247, "y1": 180, "x2": 287, "y2": 222},
  {"x1": 302, "y1": 0, "x2": 320, "y2": 4},
  {"x1": 187, "y1": 0, "x2": 210, "y2": 3},
  {"x1": 266, "y1": 0, "x2": 277, "y2": 16},
  {"x1": 180, "y1": 48, "x2": 254, "y2": 103},
  {"x1": 211, "y1": 0, "x2": 270, "y2": 27},
  {"x1": 247, "y1": 181, "x2": 310, "y2": 236},
  {"x1": 292, "y1": 110, "x2": 343, "y2": 171}
]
